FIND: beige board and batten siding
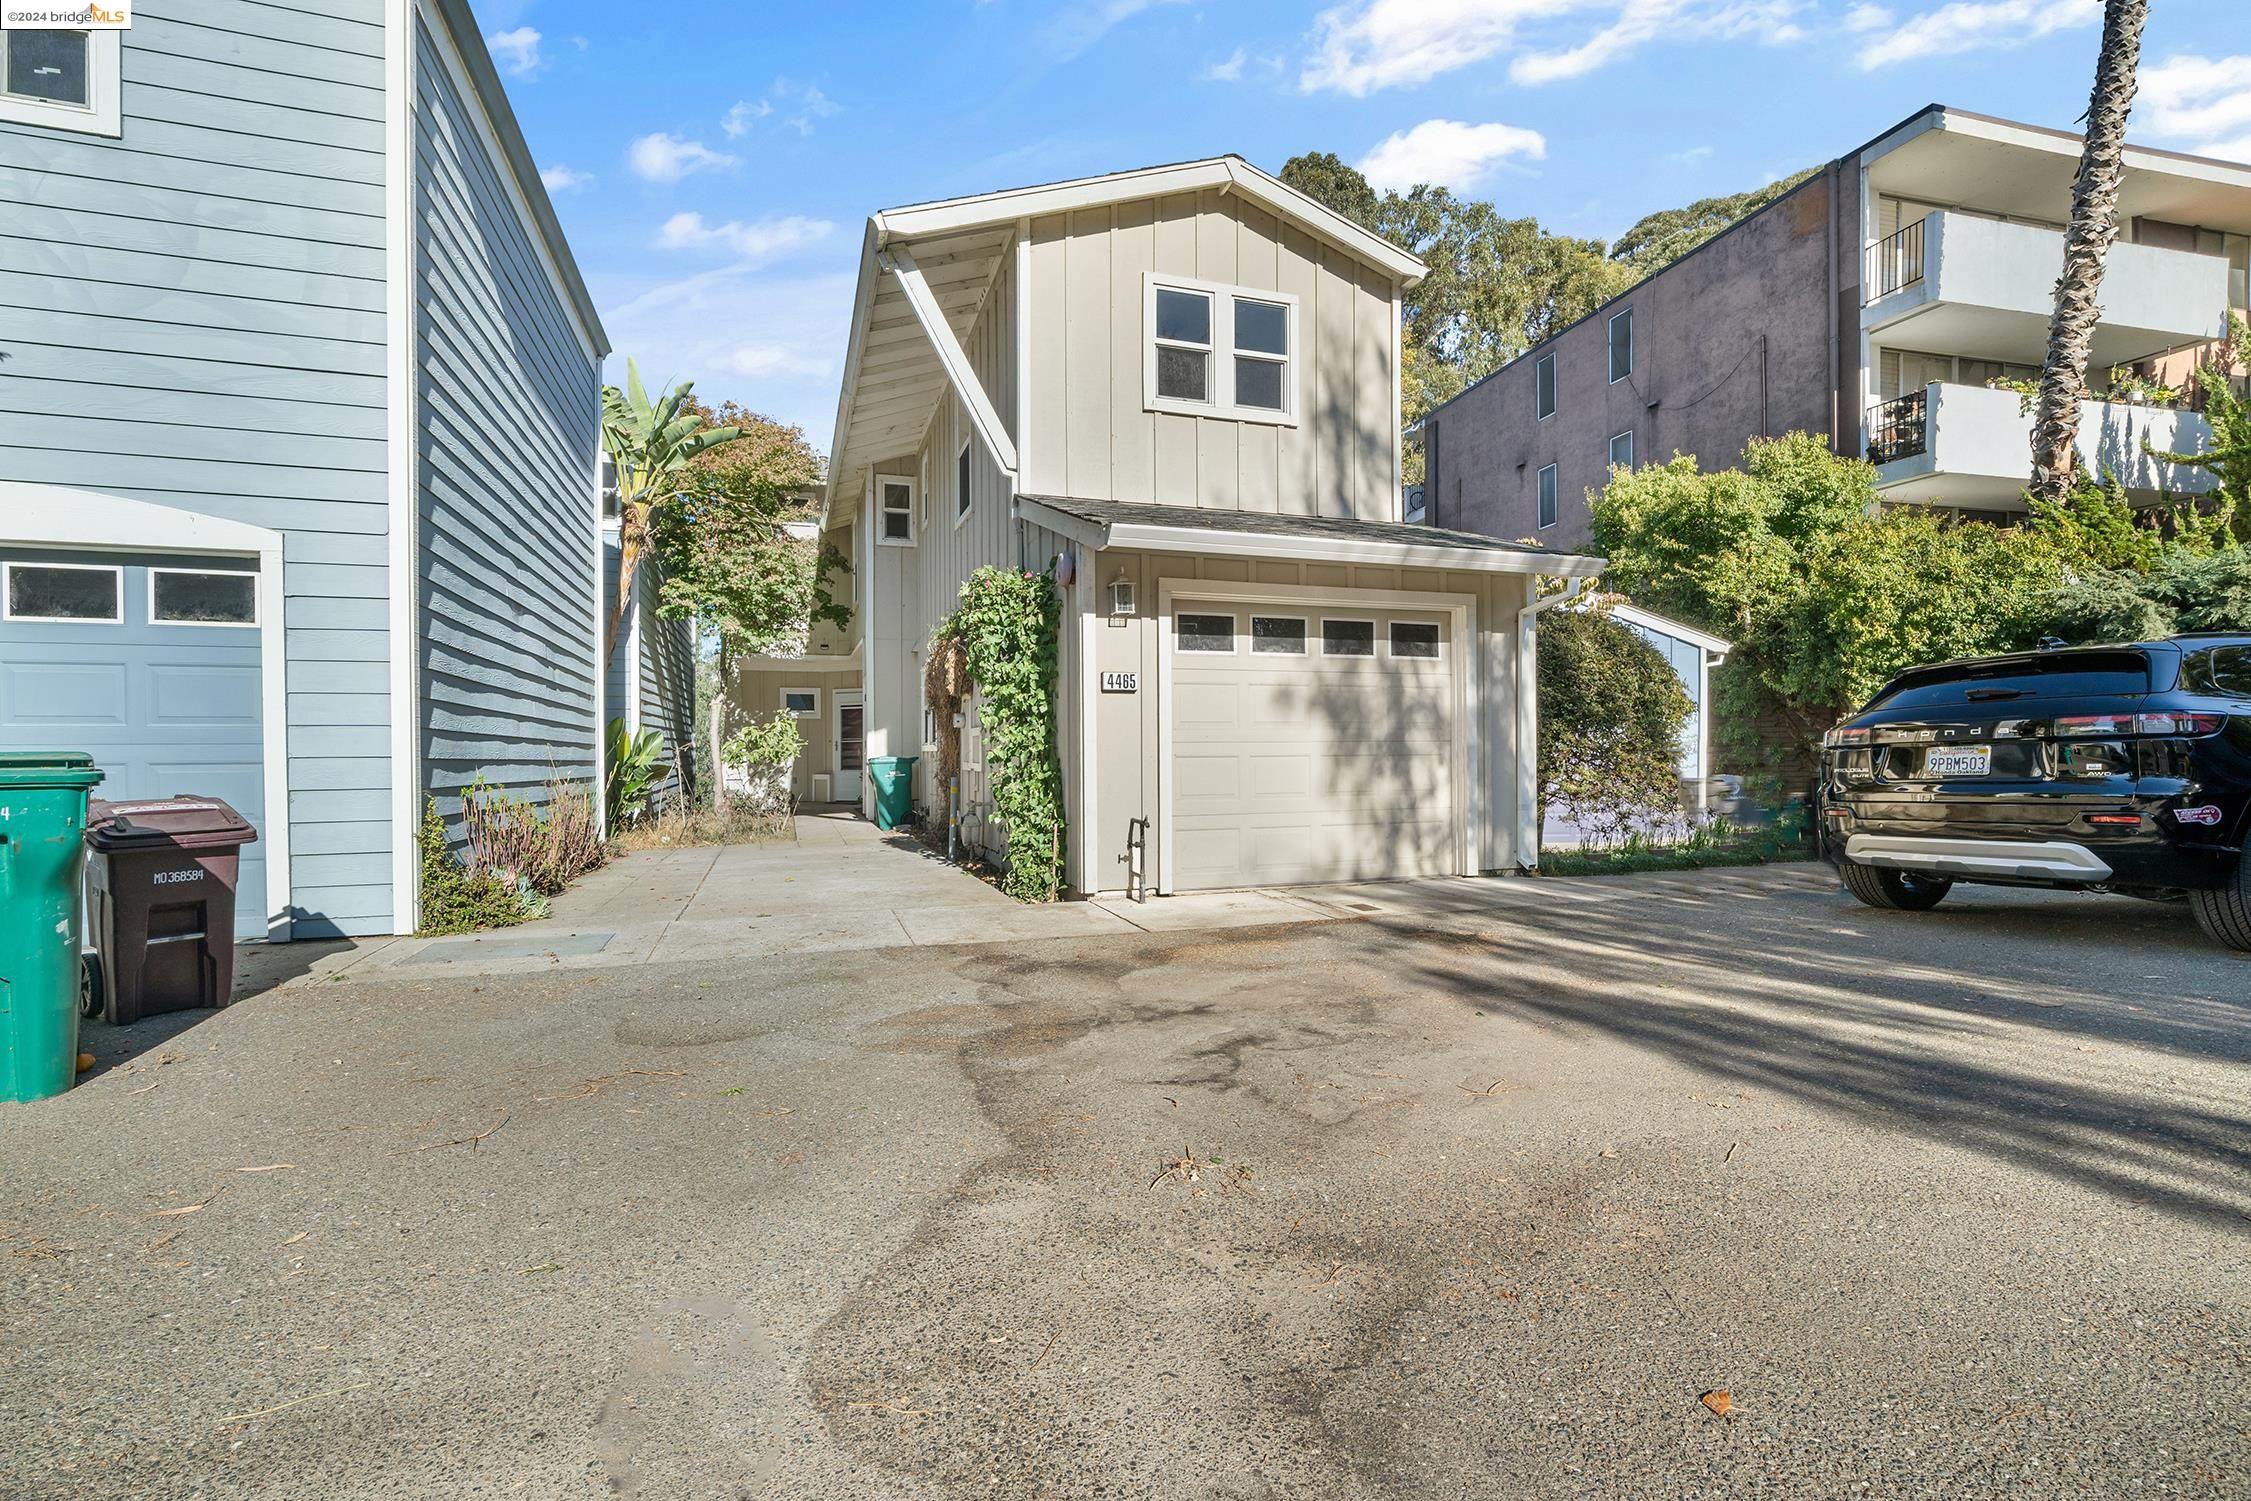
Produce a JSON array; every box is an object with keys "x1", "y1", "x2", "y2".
[
  {"x1": 1086, "y1": 550, "x2": 1534, "y2": 895},
  {"x1": 726, "y1": 661, "x2": 862, "y2": 801},
  {"x1": 1022, "y1": 189, "x2": 1400, "y2": 520}
]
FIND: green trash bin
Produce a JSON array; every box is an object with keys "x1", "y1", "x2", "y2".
[
  {"x1": 0, "y1": 752, "x2": 104, "y2": 1104},
  {"x1": 868, "y1": 755, "x2": 919, "y2": 832}
]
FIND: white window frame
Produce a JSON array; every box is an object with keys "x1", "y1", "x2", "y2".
[
  {"x1": 1534, "y1": 352, "x2": 1556, "y2": 421},
  {"x1": 0, "y1": 29, "x2": 121, "y2": 137},
  {"x1": 1319, "y1": 617, "x2": 1377, "y2": 658},
  {"x1": 1176, "y1": 611, "x2": 1238, "y2": 655},
  {"x1": 1608, "y1": 308, "x2": 1633, "y2": 384},
  {"x1": 875, "y1": 474, "x2": 917, "y2": 548},
  {"x1": 1537, "y1": 464, "x2": 1559, "y2": 530},
  {"x1": 2, "y1": 559, "x2": 123, "y2": 624},
  {"x1": 1248, "y1": 614, "x2": 1308, "y2": 656},
  {"x1": 148, "y1": 566, "x2": 260, "y2": 629},
  {"x1": 1387, "y1": 619, "x2": 1445, "y2": 662},
  {"x1": 1142, "y1": 273, "x2": 1300, "y2": 427},
  {"x1": 954, "y1": 439, "x2": 972, "y2": 527},
  {"x1": 1608, "y1": 429, "x2": 1634, "y2": 470},
  {"x1": 781, "y1": 687, "x2": 821, "y2": 719}
]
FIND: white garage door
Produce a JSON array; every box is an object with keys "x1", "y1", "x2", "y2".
[
  {"x1": 1169, "y1": 602, "x2": 1459, "y2": 890},
  {"x1": 0, "y1": 551, "x2": 269, "y2": 940}
]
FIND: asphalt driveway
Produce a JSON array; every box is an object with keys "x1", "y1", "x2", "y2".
[{"x1": 3, "y1": 857, "x2": 2246, "y2": 1499}]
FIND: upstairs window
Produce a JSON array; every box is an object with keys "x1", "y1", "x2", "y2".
[
  {"x1": 955, "y1": 441, "x2": 972, "y2": 522},
  {"x1": 1608, "y1": 430, "x2": 1634, "y2": 470},
  {"x1": 0, "y1": 29, "x2": 120, "y2": 136},
  {"x1": 1534, "y1": 353, "x2": 1556, "y2": 420},
  {"x1": 1537, "y1": 464, "x2": 1558, "y2": 529},
  {"x1": 1145, "y1": 274, "x2": 1297, "y2": 424},
  {"x1": 1608, "y1": 308, "x2": 1633, "y2": 383},
  {"x1": 877, "y1": 476, "x2": 915, "y2": 546}
]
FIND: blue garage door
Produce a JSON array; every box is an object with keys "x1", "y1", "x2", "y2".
[{"x1": 0, "y1": 549, "x2": 269, "y2": 940}]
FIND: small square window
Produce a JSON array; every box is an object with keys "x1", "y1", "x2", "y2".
[
  {"x1": 1609, "y1": 430, "x2": 1634, "y2": 470},
  {"x1": 1235, "y1": 356, "x2": 1283, "y2": 411},
  {"x1": 1608, "y1": 308, "x2": 1633, "y2": 384},
  {"x1": 1250, "y1": 616, "x2": 1306, "y2": 654},
  {"x1": 152, "y1": 570, "x2": 258, "y2": 626},
  {"x1": 0, "y1": 29, "x2": 117, "y2": 135},
  {"x1": 1157, "y1": 288, "x2": 1212, "y2": 344},
  {"x1": 1537, "y1": 464, "x2": 1558, "y2": 529},
  {"x1": 782, "y1": 689, "x2": 819, "y2": 717},
  {"x1": 1177, "y1": 613, "x2": 1235, "y2": 654},
  {"x1": 1235, "y1": 299, "x2": 1287, "y2": 356},
  {"x1": 1157, "y1": 346, "x2": 1209, "y2": 402},
  {"x1": 878, "y1": 477, "x2": 914, "y2": 545},
  {"x1": 1321, "y1": 619, "x2": 1375, "y2": 657},
  {"x1": 4, "y1": 561, "x2": 120, "y2": 623},
  {"x1": 1534, "y1": 353, "x2": 1556, "y2": 420},
  {"x1": 1390, "y1": 621, "x2": 1442, "y2": 660}
]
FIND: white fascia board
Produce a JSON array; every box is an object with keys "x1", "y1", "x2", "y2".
[
  {"x1": 873, "y1": 155, "x2": 1426, "y2": 285},
  {"x1": 883, "y1": 244, "x2": 1019, "y2": 481},
  {"x1": 822, "y1": 224, "x2": 885, "y2": 529},
  {"x1": 1601, "y1": 599, "x2": 1734, "y2": 657},
  {"x1": 1093, "y1": 516, "x2": 1605, "y2": 578},
  {"x1": 1014, "y1": 498, "x2": 1110, "y2": 551},
  {"x1": 386, "y1": 0, "x2": 420, "y2": 936}
]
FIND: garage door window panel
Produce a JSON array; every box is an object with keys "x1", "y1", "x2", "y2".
[
  {"x1": 1320, "y1": 619, "x2": 1375, "y2": 657},
  {"x1": 1389, "y1": 621, "x2": 1442, "y2": 660},
  {"x1": 151, "y1": 569, "x2": 257, "y2": 627},
  {"x1": 4, "y1": 561, "x2": 121, "y2": 623},
  {"x1": 1250, "y1": 615, "x2": 1306, "y2": 655},
  {"x1": 1178, "y1": 612, "x2": 1237, "y2": 654}
]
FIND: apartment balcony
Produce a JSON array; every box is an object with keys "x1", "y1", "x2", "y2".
[
  {"x1": 1863, "y1": 212, "x2": 2230, "y2": 367},
  {"x1": 1869, "y1": 382, "x2": 2220, "y2": 510}
]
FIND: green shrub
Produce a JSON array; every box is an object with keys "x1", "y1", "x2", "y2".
[
  {"x1": 605, "y1": 718, "x2": 670, "y2": 828},
  {"x1": 721, "y1": 711, "x2": 805, "y2": 816},
  {"x1": 418, "y1": 797, "x2": 534, "y2": 936},
  {"x1": 939, "y1": 566, "x2": 1064, "y2": 902},
  {"x1": 1538, "y1": 607, "x2": 1695, "y2": 848}
]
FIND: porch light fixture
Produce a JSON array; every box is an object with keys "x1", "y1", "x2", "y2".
[{"x1": 1107, "y1": 570, "x2": 1136, "y2": 617}]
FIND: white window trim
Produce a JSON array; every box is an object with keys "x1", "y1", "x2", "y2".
[
  {"x1": 782, "y1": 687, "x2": 821, "y2": 718},
  {"x1": 1319, "y1": 617, "x2": 1377, "y2": 658},
  {"x1": 1609, "y1": 430, "x2": 1634, "y2": 470},
  {"x1": 148, "y1": 567, "x2": 260, "y2": 629},
  {"x1": 1537, "y1": 463, "x2": 1559, "y2": 530},
  {"x1": 0, "y1": 29, "x2": 121, "y2": 137},
  {"x1": 2, "y1": 559, "x2": 123, "y2": 623},
  {"x1": 954, "y1": 439, "x2": 973, "y2": 528},
  {"x1": 1248, "y1": 613, "x2": 1308, "y2": 656},
  {"x1": 1534, "y1": 352, "x2": 1556, "y2": 421},
  {"x1": 1142, "y1": 272, "x2": 1301, "y2": 427},
  {"x1": 1388, "y1": 619, "x2": 1445, "y2": 662},
  {"x1": 1608, "y1": 308, "x2": 1633, "y2": 385},
  {"x1": 875, "y1": 474, "x2": 917, "y2": 548},
  {"x1": 1176, "y1": 610, "x2": 1239, "y2": 655}
]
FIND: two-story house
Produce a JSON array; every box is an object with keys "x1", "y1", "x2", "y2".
[
  {"x1": 1423, "y1": 104, "x2": 2250, "y2": 548},
  {"x1": 0, "y1": 0, "x2": 610, "y2": 939},
  {"x1": 815, "y1": 157, "x2": 1600, "y2": 897}
]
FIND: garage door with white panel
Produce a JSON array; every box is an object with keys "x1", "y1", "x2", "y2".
[
  {"x1": 1168, "y1": 601, "x2": 1462, "y2": 889},
  {"x1": 0, "y1": 551, "x2": 269, "y2": 939}
]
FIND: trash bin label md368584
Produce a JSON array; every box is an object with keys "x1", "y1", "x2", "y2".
[{"x1": 153, "y1": 869, "x2": 204, "y2": 886}]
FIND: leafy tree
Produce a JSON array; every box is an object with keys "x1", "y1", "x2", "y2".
[
  {"x1": 1536, "y1": 608, "x2": 1694, "y2": 847},
  {"x1": 652, "y1": 399, "x2": 834, "y2": 653},
  {"x1": 2150, "y1": 314, "x2": 2251, "y2": 535},
  {"x1": 1607, "y1": 168, "x2": 1819, "y2": 273},
  {"x1": 599, "y1": 360, "x2": 744, "y2": 662}
]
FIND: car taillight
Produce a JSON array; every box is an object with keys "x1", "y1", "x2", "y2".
[
  {"x1": 2051, "y1": 713, "x2": 2225, "y2": 738},
  {"x1": 1823, "y1": 726, "x2": 1872, "y2": 749}
]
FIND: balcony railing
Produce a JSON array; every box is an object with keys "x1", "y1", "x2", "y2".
[
  {"x1": 1867, "y1": 389, "x2": 1929, "y2": 466},
  {"x1": 1867, "y1": 219, "x2": 1925, "y2": 302}
]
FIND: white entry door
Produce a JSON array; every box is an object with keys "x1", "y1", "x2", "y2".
[
  {"x1": 833, "y1": 692, "x2": 864, "y2": 802},
  {"x1": 1167, "y1": 602, "x2": 1460, "y2": 890}
]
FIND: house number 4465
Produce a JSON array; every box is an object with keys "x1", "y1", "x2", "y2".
[{"x1": 1101, "y1": 672, "x2": 1139, "y2": 693}]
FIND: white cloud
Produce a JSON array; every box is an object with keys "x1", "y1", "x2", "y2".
[
  {"x1": 627, "y1": 133, "x2": 738, "y2": 183},
  {"x1": 1359, "y1": 119, "x2": 1547, "y2": 192},
  {"x1": 1204, "y1": 46, "x2": 1249, "y2": 81},
  {"x1": 1843, "y1": 2, "x2": 1891, "y2": 30},
  {"x1": 1664, "y1": 143, "x2": 1714, "y2": 165},
  {"x1": 2138, "y1": 54, "x2": 2251, "y2": 163},
  {"x1": 713, "y1": 342, "x2": 835, "y2": 380},
  {"x1": 656, "y1": 212, "x2": 835, "y2": 263},
  {"x1": 721, "y1": 79, "x2": 840, "y2": 140},
  {"x1": 722, "y1": 99, "x2": 772, "y2": 138},
  {"x1": 1302, "y1": 0, "x2": 1804, "y2": 94},
  {"x1": 486, "y1": 26, "x2": 543, "y2": 77},
  {"x1": 1045, "y1": 0, "x2": 1192, "y2": 59},
  {"x1": 540, "y1": 164, "x2": 593, "y2": 192},
  {"x1": 1855, "y1": 0, "x2": 2097, "y2": 70},
  {"x1": 600, "y1": 267, "x2": 855, "y2": 440}
]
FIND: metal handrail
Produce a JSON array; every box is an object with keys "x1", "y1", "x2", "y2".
[
  {"x1": 1866, "y1": 389, "x2": 1929, "y2": 466},
  {"x1": 1868, "y1": 218, "x2": 1926, "y2": 302}
]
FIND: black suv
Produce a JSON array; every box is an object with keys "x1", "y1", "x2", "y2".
[{"x1": 1818, "y1": 634, "x2": 2251, "y2": 951}]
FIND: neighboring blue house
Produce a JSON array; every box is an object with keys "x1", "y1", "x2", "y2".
[{"x1": 0, "y1": 0, "x2": 610, "y2": 939}]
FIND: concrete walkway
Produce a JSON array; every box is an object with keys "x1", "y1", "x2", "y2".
[{"x1": 283, "y1": 810, "x2": 1828, "y2": 983}]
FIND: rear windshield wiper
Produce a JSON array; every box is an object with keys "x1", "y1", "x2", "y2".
[{"x1": 1965, "y1": 687, "x2": 2025, "y2": 701}]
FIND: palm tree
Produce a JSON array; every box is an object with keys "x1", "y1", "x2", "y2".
[
  {"x1": 600, "y1": 359, "x2": 741, "y2": 664},
  {"x1": 2028, "y1": 0, "x2": 2148, "y2": 501}
]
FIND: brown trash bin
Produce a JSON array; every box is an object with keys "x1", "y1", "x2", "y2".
[{"x1": 83, "y1": 796, "x2": 259, "y2": 1025}]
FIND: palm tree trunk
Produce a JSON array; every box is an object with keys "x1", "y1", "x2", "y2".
[
  {"x1": 2028, "y1": 0, "x2": 2148, "y2": 502},
  {"x1": 604, "y1": 510, "x2": 644, "y2": 667}
]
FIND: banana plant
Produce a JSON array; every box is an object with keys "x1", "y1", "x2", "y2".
[
  {"x1": 601, "y1": 358, "x2": 744, "y2": 664},
  {"x1": 605, "y1": 718, "x2": 671, "y2": 829}
]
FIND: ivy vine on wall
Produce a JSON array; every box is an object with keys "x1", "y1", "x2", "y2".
[{"x1": 936, "y1": 565, "x2": 1066, "y2": 902}]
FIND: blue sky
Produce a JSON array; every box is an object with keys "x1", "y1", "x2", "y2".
[{"x1": 468, "y1": 0, "x2": 2251, "y2": 449}]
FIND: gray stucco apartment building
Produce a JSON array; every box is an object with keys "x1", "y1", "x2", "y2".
[{"x1": 1421, "y1": 104, "x2": 2251, "y2": 551}]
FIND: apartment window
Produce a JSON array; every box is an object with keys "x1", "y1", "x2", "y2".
[
  {"x1": 1321, "y1": 619, "x2": 1375, "y2": 657},
  {"x1": 151, "y1": 569, "x2": 257, "y2": 627},
  {"x1": 1390, "y1": 621, "x2": 1442, "y2": 660},
  {"x1": 781, "y1": 689, "x2": 820, "y2": 718},
  {"x1": 1177, "y1": 613, "x2": 1235, "y2": 654},
  {"x1": 1608, "y1": 430, "x2": 1634, "y2": 470},
  {"x1": 955, "y1": 441, "x2": 971, "y2": 522},
  {"x1": 1534, "y1": 353, "x2": 1556, "y2": 420},
  {"x1": 1537, "y1": 464, "x2": 1558, "y2": 530},
  {"x1": 4, "y1": 561, "x2": 122, "y2": 623},
  {"x1": 1250, "y1": 615, "x2": 1306, "y2": 655},
  {"x1": 877, "y1": 476, "x2": 916, "y2": 546},
  {"x1": 1608, "y1": 308, "x2": 1633, "y2": 384},
  {"x1": 1144, "y1": 274, "x2": 1298, "y2": 423},
  {"x1": 0, "y1": 29, "x2": 119, "y2": 135}
]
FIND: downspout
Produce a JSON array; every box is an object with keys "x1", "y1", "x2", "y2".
[{"x1": 1514, "y1": 575, "x2": 1600, "y2": 872}]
